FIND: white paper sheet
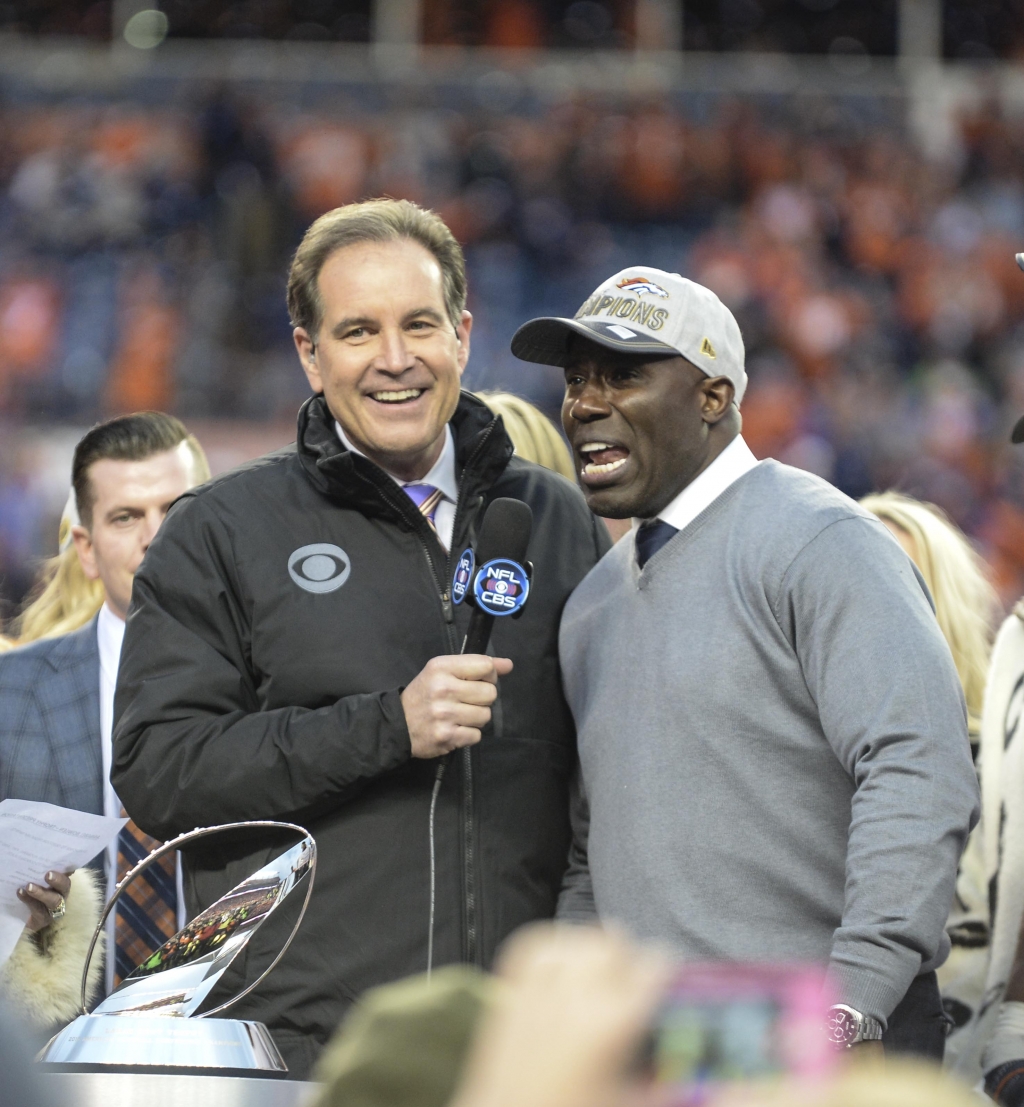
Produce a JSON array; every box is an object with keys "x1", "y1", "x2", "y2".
[{"x1": 0, "y1": 799, "x2": 126, "y2": 968}]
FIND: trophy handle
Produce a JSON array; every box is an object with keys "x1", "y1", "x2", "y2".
[{"x1": 79, "y1": 820, "x2": 316, "y2": 1017}]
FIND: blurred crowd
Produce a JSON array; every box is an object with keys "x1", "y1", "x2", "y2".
[{"x1": 5, "y1": 81, "x2": 1024, "y2": 608}]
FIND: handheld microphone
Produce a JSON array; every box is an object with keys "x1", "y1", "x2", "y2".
[{"x1": 459, "y1": 497, "x2": 533, "y2": 655}]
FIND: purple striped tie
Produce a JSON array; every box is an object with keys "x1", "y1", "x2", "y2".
[{"x1": 404, "y1": 483, "x2": 444, "y2": 534}]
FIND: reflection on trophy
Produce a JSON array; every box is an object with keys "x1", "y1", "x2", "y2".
[{"x1": 38, "y1": 821, "x2": 316, "y2": 1079}]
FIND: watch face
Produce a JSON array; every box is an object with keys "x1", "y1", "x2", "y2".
[{"x1": 826, "y1": 1007, "x2": 857, "y2": 1046}]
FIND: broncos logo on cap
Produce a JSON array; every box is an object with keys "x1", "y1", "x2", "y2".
[{"x1": 617, "y1": 276, "x2": 670, "y2": 299}]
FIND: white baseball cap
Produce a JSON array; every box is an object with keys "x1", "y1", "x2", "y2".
[{"x1": 511, "y1": 265, "x2": 748, "y2": 405}]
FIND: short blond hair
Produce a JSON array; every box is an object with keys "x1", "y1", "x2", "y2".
[
  {"x1": 287, "y1": 198, "x2": 467, "y2": 338},
  {"x1": 861, "y1": 491, "x2": 997, "y2": 728},
  {"x1": 476, "y1": 392, "x2": 575, "y2": 482}
]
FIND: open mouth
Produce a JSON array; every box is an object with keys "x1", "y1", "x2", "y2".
[
  {"x1": 369, "y1": 388, "x2": 425, "y2": 405},
  {"x1": 577, "y1": 441, "x2": 631, "y2": 483}
]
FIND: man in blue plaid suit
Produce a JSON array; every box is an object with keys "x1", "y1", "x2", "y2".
[{"x1": 0, "y1": 412, "x2": 205, "y2": 1029}]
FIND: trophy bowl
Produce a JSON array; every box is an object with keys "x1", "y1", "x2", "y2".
[{"x1": 37, "y1": 820, "x2": 316, "y2": 1078}]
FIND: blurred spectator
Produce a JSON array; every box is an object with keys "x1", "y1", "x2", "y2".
[
  {"x1": 3, "y1": 75, "x2": 1024, "y2": 614},
  {"x1": 312, "y1": 923, "x2": 669, "y2": 1107},
  {"x1": 0, "y1": 412, "x2": 208, "y2": 1033},
  {"x1": 860, "y1": 492, "x2": 998, "y2": 732},
  {"x1": 475, "y1": 390, "x2": 575, "y2": 481},
  {"x1": 15, "y1": 492, "x2": 104, "y2": 642},
  {"x1": 313, "y1": 964, "x2": 491, "y2": 1107},
  {"x1": 313, "y1": 923, "x2": 982, "y2": 1107},
  {"x1": 969, "y1": 583, "x2": 1024, "y2": 1086},
  {"x1": 860, "y1": 491, "x2": 999, "y2": 1065},
  {"x1": 474, "y1": 389, "x2": 631, "y2": 540},
  {"x1": 712, "y1": 1061, "x2": 981, "y2": 1107},
  {"x1": 15, "y1": 426, "x2": 210, "y2": 643}
]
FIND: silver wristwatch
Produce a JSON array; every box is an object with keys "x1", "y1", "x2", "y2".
[{"x1": 826, "y1": 1004, "x2": 884, "y2": 1048}]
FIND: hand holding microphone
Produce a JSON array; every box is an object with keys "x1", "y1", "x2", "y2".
[
  {"x1": 402, "y1": 653, "x2": 514, "y2": 757},
  {"x1": 401, "y1": 498, "x2": 533, "y2": 760}
]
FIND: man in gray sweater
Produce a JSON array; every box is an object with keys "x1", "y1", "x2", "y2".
[{"x1": 511, "y1": 266, "x2": 980, "y2": 1059}]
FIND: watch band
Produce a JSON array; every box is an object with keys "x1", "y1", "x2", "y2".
[{"x1": 826, "y1": 1004, "x2": 884, "y2": 1048}]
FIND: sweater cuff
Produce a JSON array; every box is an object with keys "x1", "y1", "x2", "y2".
[{"x1": 825, "y1": 963, "x2": 909, "y2": 1028}]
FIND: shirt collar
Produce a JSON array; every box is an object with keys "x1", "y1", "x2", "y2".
[
  {"x1": 649, "y1": 435, "x2": 759, "y2": 533},
  {"x1": 97, "y1": 601, "x2": 125, "y2": 681},
  {"x1": 334, "y1": 420, "x2": 459, "y2": 504}
]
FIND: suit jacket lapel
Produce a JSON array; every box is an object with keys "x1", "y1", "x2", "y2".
[{"x1": 43, "y1": 619, "x2": 104, "y2": 816}]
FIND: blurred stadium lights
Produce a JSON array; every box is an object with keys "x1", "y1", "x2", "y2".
[
  {"x1": 898, "y1": 0, "x2": 942, "y2": 64},
  {"x1": 0, "y1": 43, "x2": 946, "y2": 168},
  {"x1": 122, "y1": 11, "x2": 170, "y2": 50},
  {"x1": 0, "y1": 0, "x2": 1004, "y2": 165},
  {"x1": 634, "y1": 0, "x2": 684, "y2": 52},
  {"x1": 371, "y1": 0, "x2": 419, "y2": 56}
]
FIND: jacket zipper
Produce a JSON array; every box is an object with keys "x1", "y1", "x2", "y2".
[
  {"x1": 366, "y1": 422, "x2": 498, "y2": 967},
  {"x1": 448, "y1": 422, "x2": 497, "y2": 967}
]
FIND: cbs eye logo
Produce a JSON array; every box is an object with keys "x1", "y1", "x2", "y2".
[{"x1": 288, "y1": 544, "x2": 351, "y2": 594}]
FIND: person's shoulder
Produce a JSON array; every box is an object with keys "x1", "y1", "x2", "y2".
[
  {"x1": 742, "y1": 459, "x2": 882, "y2": 548},
  {"x1": 158, "y1": 444, "x2": 300, "y2": 532},
  {"x1": 0, "y1": 620, "x2": 98, "y2": 687},
  {"x1": 747, "y1": 459, "x2": 864, "y2": 517},
  {"x1": 186, "y1": 443, "x2": 298, "y2": 506},
  {"x1": 991, "y1": 604, "x2": 1024, "y2": 669}
]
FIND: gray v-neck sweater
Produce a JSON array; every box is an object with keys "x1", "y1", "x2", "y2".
[{"x1": 558, "y1": 459, "x2": 979, "y2": 1023}]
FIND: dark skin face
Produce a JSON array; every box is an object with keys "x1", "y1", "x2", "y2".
[{"x1": 561, "y1": 337, "x2": 741, "y2": 519}]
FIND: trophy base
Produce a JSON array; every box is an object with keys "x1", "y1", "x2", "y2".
[{"x1": 38, "y1": 1014, "x2": 288, "y2": 1077}]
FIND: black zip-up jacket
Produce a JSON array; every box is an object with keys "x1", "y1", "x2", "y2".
[{"x1": 112, "y1": 392, "x2": 609, "y2": 1076}]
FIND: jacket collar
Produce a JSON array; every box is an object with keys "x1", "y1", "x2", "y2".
[
  {"x1": 43, "y1": 614, "x2": 101, "y2": 673},
  {"x1": 296, "y1": 392, "x2": 514, "y2": 538}
]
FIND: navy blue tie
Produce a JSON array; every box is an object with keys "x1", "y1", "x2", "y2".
[{"x1": 636, "y1": 519, "x2": 679, "y2": 569}]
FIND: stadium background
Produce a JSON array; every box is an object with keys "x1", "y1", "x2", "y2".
[{"x1": 3, "y1": 0, "x2": 1024, "y2": 619}]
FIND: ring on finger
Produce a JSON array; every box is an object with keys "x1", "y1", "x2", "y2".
[{"x1": 49, "y1": 896, "x2": 66, "y2": 921}]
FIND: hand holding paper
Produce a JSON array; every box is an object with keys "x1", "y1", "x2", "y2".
[
  {"x1": 18, "y1": 870, "x2": 73, "y2": 933},
  {"x1": 0, "y1": 799, "x2": 126, "y2": 967}
]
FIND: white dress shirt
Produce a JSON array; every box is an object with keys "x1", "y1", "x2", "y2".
[
  {"x1": 335, "y1": 421, "x2": 459, "y2": 551},
  {"x1": 97, "y1": 603, "x2": 125, "y2": 995},
  {"x1": 651, "y1": 434, "x2": 760, "y2": 532},
  {"x1": 97, "y1": 602, "x2": 184, "y2": 993}
]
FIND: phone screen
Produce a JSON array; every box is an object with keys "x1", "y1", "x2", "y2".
[{"x1": 651, "y1": 964, "x2": 835, "y2": 1104}]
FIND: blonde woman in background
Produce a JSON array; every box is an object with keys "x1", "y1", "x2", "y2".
[
  {"x1": 861, "y1": 491, "x2": 998, "y2": 1067},
  {"x1": 15, "y1": 434, "x2": 210, "y2": 644},
  {"x1": 15, "y1": 492, "x2": 104, "y2": 643},
  {"x1": 475, "y1": 391, "x2": 576, "y2": 482},
  {"x1": 476, "y1": 391, "x2": 631, "y2": 543}
]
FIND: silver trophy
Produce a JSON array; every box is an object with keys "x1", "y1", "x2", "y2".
[{"x1": 38, "y1": 820, "x2": 316, "y2": 1077}]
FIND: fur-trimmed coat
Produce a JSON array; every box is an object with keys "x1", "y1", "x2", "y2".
[
  {"x1": 0, "y1": 868, "x2": 104, "y2": 1031},
  {"x1": 0, "y1": 619, "x2": 107, "y2": 1033},
  {"x1": 946, "y1": 604, "x2": 1024, "y2": 1081}
]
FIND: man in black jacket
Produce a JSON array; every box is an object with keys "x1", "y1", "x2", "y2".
[{"x1": 112, "y1": 198, "x2": 608, "y2": 1076}]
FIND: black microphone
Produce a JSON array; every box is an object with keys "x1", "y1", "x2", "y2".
[{"x1": 461, "y1": 497, "x2": 533, "y2": 655}]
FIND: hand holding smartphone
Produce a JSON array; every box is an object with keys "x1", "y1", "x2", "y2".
[{"x1": 649, "y1": 963, "x2": 836, "y2": 1105}]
